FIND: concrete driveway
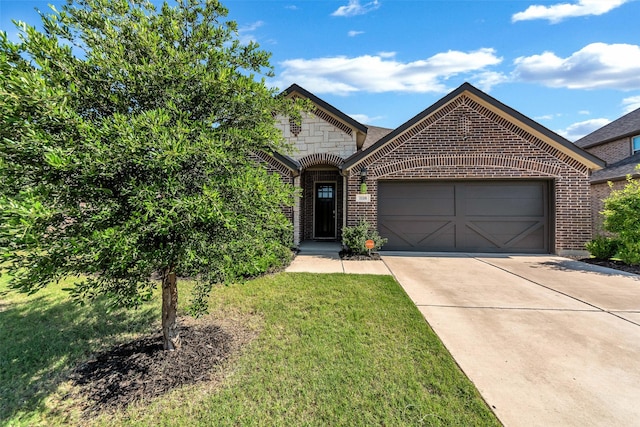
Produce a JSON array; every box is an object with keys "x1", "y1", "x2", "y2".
[{"x1": 382, "y1": 253, "x2": 640, "y2": 427}]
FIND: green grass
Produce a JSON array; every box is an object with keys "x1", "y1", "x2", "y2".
[
  {"x1": 1, "y1": 272, "x2": 499, "y2": 426},
  {"x1": 0, "y1": 274, "x2": 158, "y2": 425}
]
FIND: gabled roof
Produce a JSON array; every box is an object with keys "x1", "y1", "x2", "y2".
[
  {"x1": 342, "y1": 82, "x2": 605, "y2": 172},
  {"x1": 575, "y1": 107, "x2": 640, "y2": 149},
  {"x1": 272, "y1": 151, "x2": 301, "y2": 174},
  {"x1": 590, "y1": 152, "x2": 640, "y2": 184},
  {"x1": 281, "y1": 84, "x2": 369, "y2": 149},
  {"x1": 361, "y1": 125, "x2": 394, "y2": 150}
]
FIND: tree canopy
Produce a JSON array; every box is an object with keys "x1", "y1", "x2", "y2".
[{"x1": 0, "y1": 0, "x2": 301, "y2": 350}]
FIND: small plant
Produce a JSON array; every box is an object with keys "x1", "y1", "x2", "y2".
[
  {"x1": 585, "y1": 236, "x2": 620, "y2": 260},
  {"x1": 617, "y1": 242, "x2": 640, "y2": 266},
  {"x1": 342, "y1": 220, "x2": 387, "y2": 255}
]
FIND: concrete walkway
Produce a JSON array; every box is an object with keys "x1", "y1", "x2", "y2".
[
  {"x1": 285, "y1": 241, "x2": 391, "y2": 275},
  {"x1": 383, "y1": 253, "x2": 640, "y2": 427}
]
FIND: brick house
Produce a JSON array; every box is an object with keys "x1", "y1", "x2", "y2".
[
  {"x1": 258, "y1": 82, "x2": 604, "y2": 255},
  {"x1": 574, "y1": 108, "x2": 640, "y2": 235}
]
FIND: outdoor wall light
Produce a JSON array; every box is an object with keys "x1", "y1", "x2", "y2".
[{"x1": 360, "y1": 167, "x2": 368, "y2": 184}]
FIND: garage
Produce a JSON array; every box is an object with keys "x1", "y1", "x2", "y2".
[{"x1": 378, "y1": 181, "x2": 551, "y2": 253}]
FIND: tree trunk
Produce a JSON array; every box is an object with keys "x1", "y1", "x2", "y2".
[{"x1": 162, "y1": 267, "x2": 181, "y2": 351}]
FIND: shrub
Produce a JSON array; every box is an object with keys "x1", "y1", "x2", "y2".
[
  {"x1": 602, "y1": 170, "x2": 640, "y2": 265},
  {"x1": 585, "y1": 236, "x2": 620, "y2": 260},
  {"x1": 617, "y1": 243, "x2": 640, "y2": 266},
  {"x1": 342, "y1": 220, "x2": 388, "y2": 255}
]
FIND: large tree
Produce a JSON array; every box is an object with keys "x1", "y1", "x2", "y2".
[{"x1": 0, "y1": 0, "x2": 300, "y2": 350}]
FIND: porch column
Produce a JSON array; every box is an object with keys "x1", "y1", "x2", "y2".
[
  {"x1": 293, "y1": 175, "x2": 301, "y2": 246},
  {"x1": 342, "y1": 174, "x2": 347, "y2": 243}
]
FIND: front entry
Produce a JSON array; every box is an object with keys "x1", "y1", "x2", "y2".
[{"x1": 314, "y1": 183, "x2": 336, "y2": 239}]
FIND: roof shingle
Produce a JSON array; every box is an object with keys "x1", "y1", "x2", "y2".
[{"x1": 574, "y1": 107, "x2": 640, "y2": 149}]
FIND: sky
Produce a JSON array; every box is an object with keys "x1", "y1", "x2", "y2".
[{"x1": 2, "y1": 0, "x2": 640, "y2": 142}]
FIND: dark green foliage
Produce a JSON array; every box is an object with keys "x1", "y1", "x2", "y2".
[
  {"x1": 585, "y1": 236, "x2": 620, "y2": 260},
  {"x1": 342, "y1": 220, "x2": 388, "y2": 255},
  {"x1": 0, "y1": 1, "x2": 300, "y2": 320},
  {"x1": 602, "y1": 171, "x2": 640, "y2": 265}
]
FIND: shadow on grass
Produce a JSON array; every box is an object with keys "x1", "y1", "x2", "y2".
[{"x1": 0, "y1": 288, "x2": 157, "y2": 423}]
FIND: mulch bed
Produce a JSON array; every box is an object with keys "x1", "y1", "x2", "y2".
[
  {"x1": 339, "y1": 250, "x2": 381, "y2": 260},
  {"x1": 579, "y1": 258, "x2": 640, "y2": 275},
  {"x1": 69, "y1": 316, "x2": 255, "y2": 415}
]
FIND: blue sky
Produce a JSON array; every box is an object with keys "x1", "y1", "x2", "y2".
[{"x1": 2, "y1": 0, "x2": 640, "y2": 141}]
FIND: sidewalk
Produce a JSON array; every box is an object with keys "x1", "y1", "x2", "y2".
[{"x1": 285, "y1": 241, "x2": 391, "y2": 275}]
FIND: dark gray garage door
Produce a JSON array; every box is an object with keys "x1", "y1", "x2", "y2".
[{"x1": 378, "y1": 181, "x2": 550, "y2": 253}]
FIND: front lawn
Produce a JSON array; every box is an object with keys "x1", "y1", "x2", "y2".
[{"x1": 1, "y1": 272, "x2": 498, "y2": 426}]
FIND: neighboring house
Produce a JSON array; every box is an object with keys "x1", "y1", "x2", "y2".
[
  {"x1": 574, "y1": 108, "x2": 640, "y2": 234},
  {"x1": 256, "y1": 83, "x2": 604, "y2": 255}
]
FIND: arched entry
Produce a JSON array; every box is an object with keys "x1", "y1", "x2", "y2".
[{"x1": 300, "y1": 165, "x2": 344, "y2": 241}]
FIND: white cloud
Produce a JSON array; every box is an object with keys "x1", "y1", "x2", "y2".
[
  {"x1": 332, "y1": 0, "x2": 381, "y2": 17},
  {"x1": 349, "y1": 113, "x2": 384, "y2": 124},
  {"x1": 513, "y1": 43, "x2": 640, "y2": 90},
  {"x1": 276, "y1": 49, "x2": 504, "y2": 95},
  {"x1": 378, "y1": 51, "x2": 396, "y2": 58},
  {"x1": 622, "y1": 96, "x2": 640, "y2": 113},
  {"x1": 472, "y1": 71, "x2": 510, "y2": 92},
  {"x1": 238, "y1": 21, "x2": 264, "y2": 44},
  {"x1": 579, "y1": 110, "x2": 590, "y2": 115},
  {"x1": 512, "y1": 0, "x2": 629, "y2": 23},
  {"x1": 535, "y1": 114, "x2": 555, "y2": 121},
  {"x1": 557, "y1": 118, "x2": 610, "y2": 141},
  {"x1": 348, "y1": 30, "x2": 364, "y2": 37},
  {"x1": 285, "y1": 5, "x2": 298, "y2": 11}
]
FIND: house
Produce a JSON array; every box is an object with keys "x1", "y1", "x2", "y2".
[
  {"x1": 256, "y1": 82, "x2": 604, "y2": 255},
  {"x1": 574, "y1": 108, "x2": 640, "y2": 235}
]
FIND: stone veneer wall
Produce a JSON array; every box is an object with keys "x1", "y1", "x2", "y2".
[
  {"x1": 276, "y1": 113, "x2": 357, "y2": 160},
  {"x1": 346, "y1": 95, "x2": 593, "y2": 254}
]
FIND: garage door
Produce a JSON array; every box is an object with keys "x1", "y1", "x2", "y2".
[{"x1": 378, "y1": 181, "x2": 550, "y2": 253}]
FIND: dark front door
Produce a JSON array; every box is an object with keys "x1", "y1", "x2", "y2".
[{"x1": 314, "y1": 183, "x2": 336, "y2": 239}]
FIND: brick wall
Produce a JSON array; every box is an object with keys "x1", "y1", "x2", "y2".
[
  {"x1": 249, "y1": 151, "x2": 296, "y2": 223},
  {"x1": 585, "y1": 138, "x2": 631, "y2": 164},
  {"x1": 346, "y1": 95, "x2": 593, "y2": 254},
  {"x1": 590, "y1": 180, "x2": 627, "y2": 235},
  {"x1": 583, "y1": 137, "x2": 633, "y2": 237}
]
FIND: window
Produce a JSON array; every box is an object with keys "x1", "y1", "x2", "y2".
[
  {"x1": 317, "y1": 185, "x2": 334, "y2": 200},
  {"x1": 634, "y1": 135, "x2": 640, "y2": 154}
]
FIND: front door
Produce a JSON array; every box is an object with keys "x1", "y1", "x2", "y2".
[{"x1": 314, "y1": 183, "x2": 336, "y2": 239}]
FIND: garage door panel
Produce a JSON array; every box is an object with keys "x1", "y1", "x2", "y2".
[
  {"x1": 381, "y1": 219, "x2": 456, "y2": 250},
  {"x1": 464, "y1": 198, "x2": 544, "y2": 216},
  {"x1": 464, "y1": 184, "x2": 545, "y2": 217},
  {"x1": 378, "y1": 181, "x2": 550, "y2": 253},
  {"x1": 465, "y1": 221, "x2": 545, "y2": 248},
  {"x1": 380, "y1": 199, "x2": 455, "y2": 216},
  {"x1": 379, "y1": 184, "x2": 454, "y2": 216},
  {"x1": 380, "y1": 182, "x2": 454, "y2": 199}
]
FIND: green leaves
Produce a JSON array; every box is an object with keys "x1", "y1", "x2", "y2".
[
  {"x1": 0, "y1": 0, "x2": 297, "y2": 313},
  {"x1": 602, "y1": 169, "x2": 640, "y2": 265}
]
